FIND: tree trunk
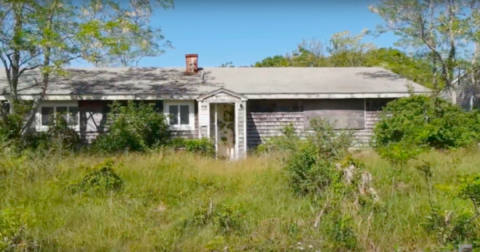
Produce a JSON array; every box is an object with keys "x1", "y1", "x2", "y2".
[{"x1": 450, "y1": 88, "x2": 457, "y2": 105}]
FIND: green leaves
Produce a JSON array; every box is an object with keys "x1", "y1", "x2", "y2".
[
  {"x1": 458, "y1": 174, "x2": 480, "y2": 205},
  {"x1": 92, "y1": 101, "x2": 171, "y2": 153},
  {"x1": 370, "y1": 0, "x2": 480, "y2": 94},
  {"x1": 373, "y1": 95, "x2": 480, "y2": 166}
]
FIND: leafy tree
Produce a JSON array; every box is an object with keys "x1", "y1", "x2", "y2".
[
  {"x1": 0, "y1": 0, "x2": 173, "y2": 136},
  {"x1": 327, "y1": 29, "x2": 376, "y2": 66},
  {"x1": 364, "y1": 48, "x2": 442, "y2": 89},
  {"x1": 92, "y1": 0, "x2": 174, "y2": 67},
  {"x1": 253, "y1": 31, "x2": 439, "y2": 88},
  {"x1": 369, "y1": 0, "x2": 480, "y2": 102},
  {"x1": 253, "y1": 55, "x2": 290, "y2": 67},
  {"x1": 220, "y1": 61, "x2": 234, "y2": 68}
]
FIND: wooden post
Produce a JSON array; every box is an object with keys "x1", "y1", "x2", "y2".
[{"x1": 459, "y1": 244, "x2": 472, "y2": 252}]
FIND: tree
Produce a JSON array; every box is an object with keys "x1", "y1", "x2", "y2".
[
  {"x1": 327, "y1": 29, "x2": 376, "y2": 66},
  {"x1": 369, "y1": 0, "x2": 480, "y2": 103},
  {"x1": 220, "y1": 61, "x2": 234, "y2": 68},
  {"x1": 92, "y1": 0, "x2": 174, "y2": 67},
  {"x1": 0, "y1": 0, "x2": 173, "y2": 135},
  {"x1": 253, "y1": 32, "x2": 375, "y2": 67},
  {"x1": 364, "y1": 48, "x2": 442, "y2": 89}
]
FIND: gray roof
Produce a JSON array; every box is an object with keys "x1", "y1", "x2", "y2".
[{"x1": 0, "y1": 67, "x2": 430, "y2": 98}]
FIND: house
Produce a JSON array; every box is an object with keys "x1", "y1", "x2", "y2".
[
  {"x1": 440, "y1": 71, "x2": 480, "y2": 111},
  {"x1": 0, "y1": 54, "x2": 431, "y2": 159}
]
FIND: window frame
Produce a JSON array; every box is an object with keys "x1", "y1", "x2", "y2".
[
  {"x1": 163, "y1": 100, "x2": 195, "y2": 131},
  {"x1": 36, "y1": 102, "x2": 80, "y2": 131}
]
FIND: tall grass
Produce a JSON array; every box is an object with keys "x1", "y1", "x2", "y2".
[{"x1": 1, "y1": 149, "x2": 479, "y2": 251}]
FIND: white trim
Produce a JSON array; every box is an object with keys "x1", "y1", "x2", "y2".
[
  {"x1": 0, "y1": 94, "x2": 199, "y2": 101},
  {"x1": 206, "y1": 103, "x2": 210, "y2": 139},
  {"x1": 36, "y1": 101, "x2": 80, "y2": 132},
  {"x1": 243, "y1": 101, "x2": 247, "y2": 159},
  {"x1": 363, "y1": 98, "x2": 367, "y2": 129},
  {"x1": 163, "y1": 100, "x2": 195, "y2": 131},
  {"x1": 0, "y1": 92, "x2": 431, "y2": 101},
  {"x1": 214, "y1": 104, "x2": 218, "y2": 155},
  {"x1": 235, "y1": 102, "x2": 239, "y2": 160},
  {"x1": 244, "y1": 92, "x2": 430, "y2": 99},
  {"x1": 197, "y1": 88, "x2": 248, "y2": 102}
]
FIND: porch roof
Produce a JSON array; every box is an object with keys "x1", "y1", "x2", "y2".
[{"x1": 0, "y1": 67, "x2": 430, "y2": 100}]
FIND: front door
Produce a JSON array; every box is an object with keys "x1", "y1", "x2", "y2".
[{"x1": 209, "y1": 103, "x2": 236, "y2": 160}]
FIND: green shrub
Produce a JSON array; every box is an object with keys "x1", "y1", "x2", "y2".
[
  {"x1": 68, "y1": 159, "x2": 123, "y2": 194},
  {"x1": 373, "y1": 95, "x2": 480, "y2": 150},
  {"x1": 93, "y1": 101, "x2": 171, "y2": 152},
  {"x1": 373, "y1": 95, "x2": 480, "y2": 166},
  {"x1": 286, "y1": 142, "x2": 342, "y2": 195},
  {"x1": 328, "y1": 214, "x2": 357, "y2": 250},
  {"x1": 260, "y1": 118, "x2": 357, "y2": 196},
  {"x1": 169, "y1": 138, "x2": 215, "y2": 157},
  {"x1": 1, "y1": 105, "x2": 81, "y2": 154},
  {"x1": 181, "y1": 201, "x2": 245, "y2": 235},
  {"x1": 256, "y1": 123, "x2": 301, "y2": 154},
  {"x1": 0, "y1": 207, "x2": 37, "y2": 251},
  {"x1": 46, "y1": 114, "x2": 82, "y2": 150}
]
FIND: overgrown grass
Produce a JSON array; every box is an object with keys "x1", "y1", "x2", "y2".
[{"x1": 1, "y1": 149, "x2": 480, "y2": 251}]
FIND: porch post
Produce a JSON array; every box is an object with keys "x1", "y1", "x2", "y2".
[
  {"x1": 236, "y1": 100, "x2": 247, "y2": 159},
  {"x1": 197, "y1": 101, "x2": 209, "y2": 138}
]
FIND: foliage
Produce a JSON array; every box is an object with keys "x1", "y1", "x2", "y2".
[
  {"x1": 257, "y1": 118, "x2": 356, "y2": 196},
  {"x1": 182, "y1": 201, "x2": 245, "y2": 235},
  {"x1": 46, "y1": 113, "x2": 82, "y2": 150},
  {"x1": 93, "y1": 101, "x2": 171, "y2": 152},
  {"x1": 169, "y1": 138, "x2": 215, "y2": 157},
  {"x1": 416, "y1": 161, "x2": 480, "y2": 246},
  {"x1": 255, "y1": 123, "x2": 301, "y2": 154},
  {"x1": 0, "y1": 0, "x2": 173, "y2": 133},
  {"x1": 0, "y1": 207, "x2": 37, "y2": 252},
  {"x1": 219, "y1": 61, "x2": 234, "y2": 68},
  {"x1": 1, "y1": 108, "x2": 81, "y2": 154},
  {"x1": 2, "y1": 147, "x2": 480, "y2": 250},
  {"x1": 369, "y1": 0, "x2": 480, "y2": 96},
  {"x1": 253, "y1": 33, "x2": 440, "y2": 89},
  {"x1": 68, "y1": 159, "x2": 123, "y2": 194},
  {"x1": 373, "y1": 95, "x2": 480, "y2": 166},
  {"x1": 458, "y1": 173, "x2": 480, "y2": 206}
]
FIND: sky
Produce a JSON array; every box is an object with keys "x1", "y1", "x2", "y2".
[{"x1": 72, "y1": 0, "x2": 400, "y2": 68}]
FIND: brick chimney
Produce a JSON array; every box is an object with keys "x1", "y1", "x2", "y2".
[{"x1": 185, "y1": 54, "x2": 198, "y2": 74}]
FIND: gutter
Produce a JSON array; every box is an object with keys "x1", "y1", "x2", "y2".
[{"x1": 0, "y1": 91, "x2": 432, "y2": 101}]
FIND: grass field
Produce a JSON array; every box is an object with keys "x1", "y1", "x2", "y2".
[{"x1": 1, "y1": 148, "x2": 479, "y2": 251}]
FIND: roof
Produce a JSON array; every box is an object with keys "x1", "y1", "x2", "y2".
[{"x1": 0, "y1": 67, "x2": 430, "y2": 100}]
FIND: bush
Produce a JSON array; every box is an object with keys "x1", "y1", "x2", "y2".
[
  {"x1": 46, "y1": 114, "x2": 82, "y2": 150},
  {"x1": 93, "y1": 101, "x2": 171, "y2": 152},
  {"x1": 68, "y1": 159, "x2": 124, "y2": 194},
  {"x1": 0, "y1": 207, "x2": 37, "y2": 251},
  {"x1": 373, "y1": 95, "x2": 480, "y2": 150},
  {"x1": 169, "y1": 138, "x2": 215, "y2": 157},
  {"x1": 256, "y1": 123, "x2": 301, "y2": 154},
  {"x1": 258, "y1": 118, "x2": 357, "y2": 196},
  {"x1": 1, "y1": 111, "x2": 81, "y2": 153},
  {"x1": 372, "y1": 95, "x2": 480, "y2": 165}
]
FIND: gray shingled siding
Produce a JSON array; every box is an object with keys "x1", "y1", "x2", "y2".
[
  {"x1": 246, "y1": 98, "x2": 393, "y2": 150},
  {"x1": 78, "y1": 98, "x2": 392, "y2": 154},
  {"x1": 78, "y1": 100, "x2": 199, "y2": 143}
]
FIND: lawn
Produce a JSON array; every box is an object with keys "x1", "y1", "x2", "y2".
[{"x1": 1, "y1": 148, "x2": 479, "y2": 251}]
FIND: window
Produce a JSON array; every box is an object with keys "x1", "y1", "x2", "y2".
[
  {"x1": 39, "y1": 105, "x2": 79, "y2": 127},
  {"x1": 164, "y1": 101, "x2": 194, "y2": 130}
]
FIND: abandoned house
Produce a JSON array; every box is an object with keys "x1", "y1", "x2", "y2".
[{"x1": 0, "y1": 54, "x2": 431, "y2": 159}]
